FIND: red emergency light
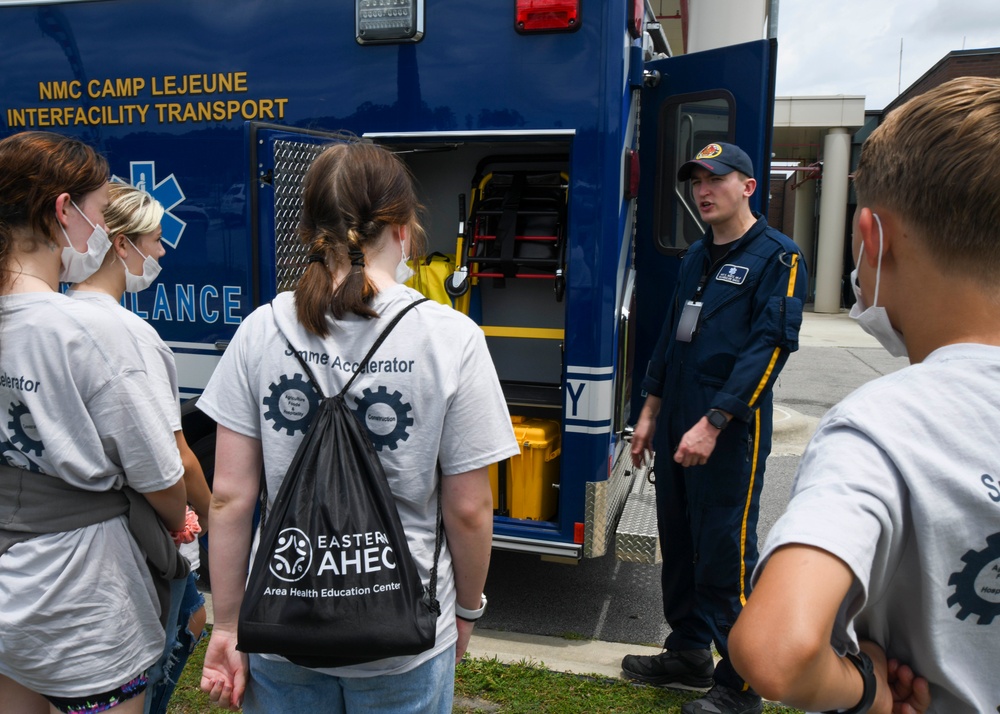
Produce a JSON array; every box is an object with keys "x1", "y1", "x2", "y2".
[{"x1": 515, "y1": 0, "x2": 580, "y2": 33}]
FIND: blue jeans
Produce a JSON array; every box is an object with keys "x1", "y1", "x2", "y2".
[
  {"x1": 144, "y1": 572, "x2": 206, "y2": 714},
  {"x1": 244, "y1": 645, "x2": 456, "y2": 714}
]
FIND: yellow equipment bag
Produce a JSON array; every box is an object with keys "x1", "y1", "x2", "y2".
[{"x1": 406, "y1": 252, "x2": 456, "y2": 307}]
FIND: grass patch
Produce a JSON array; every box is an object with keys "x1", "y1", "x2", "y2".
[
  {"x1": 167, "y1": 630, "x2": 213, "y2": 713},
  {"x1": 169, "y1": 628, "x2": 803, "y2": 713},
  {"x1": 452, "y1": 658, "x2": 802, "y2": 714}
]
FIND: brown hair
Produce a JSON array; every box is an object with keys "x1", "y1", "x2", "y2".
[
  {"x1": 295, "y1": 140, "x2": 425, "y2": 336},
  {"x1": 853, "y1": 76, "x2": 1000, "y2": 285},
  {"x1": 0, "y1": 131, "x2": 108, "y2": 291}
]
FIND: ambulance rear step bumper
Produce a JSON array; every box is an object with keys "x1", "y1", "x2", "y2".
[
  {"x1": 615, "y1": 459, "x2": 661, "y2": 564},
  {"x1": 492, "y1": 534, "x2": 582, "y2": 560}
]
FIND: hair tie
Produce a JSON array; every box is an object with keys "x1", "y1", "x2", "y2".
[
  {"x1": 348, "y1": 247, "x2": 366, "y2": 267},
  {"x1": 307, "y1": 254, "x2": 325, "y2": 265}
]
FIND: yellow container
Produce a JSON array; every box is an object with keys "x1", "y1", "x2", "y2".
[{"x1": 489, "y1": 416, "x2": 561, "y2": 521}]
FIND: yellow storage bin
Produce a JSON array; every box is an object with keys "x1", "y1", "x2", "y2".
[{"x1": 489, "y1": 416, "x2": 561, "y2": 521}]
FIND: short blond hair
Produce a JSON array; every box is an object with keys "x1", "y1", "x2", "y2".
[
  {"x1": 853, "y1": 76, "x2": 1000, "y2": 284},
  {"x1": 103, "y1": 182, "x2": 164, "y2": 239}
]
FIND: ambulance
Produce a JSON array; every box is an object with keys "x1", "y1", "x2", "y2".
[{"x1": 0, "y1": 0, "x2": 776, "y2": 562}]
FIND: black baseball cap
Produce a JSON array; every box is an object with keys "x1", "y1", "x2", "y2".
[{"x1": 677, "y1": 142, "x2": 754, "y2": 181}]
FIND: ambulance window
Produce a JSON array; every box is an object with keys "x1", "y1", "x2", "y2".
[{"x1": 655, "y1": 92, "x2": 734, "y2": 254}]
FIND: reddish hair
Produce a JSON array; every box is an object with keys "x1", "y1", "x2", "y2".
[{"x1": 0, "y1": 131, "x2": 108, "y2": 290}]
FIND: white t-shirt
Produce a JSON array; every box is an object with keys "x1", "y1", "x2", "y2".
[
  {"x1": 68, "y1": 290, "x2": 200, "y2": 571},
  {"x1": 198, "y1": 285, "x2": 518, "y2": 676},
  {"x1": 758, "y1": 343, "x2": 1000, "y2": 714},
  {"x1": 0, "y1": 292, "x2": 184, "y2": 697},
  {"x1": 68, "y1": 291, "x2": 181, "y2": 432}
]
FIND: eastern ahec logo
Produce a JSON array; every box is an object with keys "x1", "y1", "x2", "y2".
[
  {"x1": 268, "y1": 527, "x2": 399, "y2": 583},
  {"x1": 269, "y1": 528, "x2": 313, "y2": 582}
]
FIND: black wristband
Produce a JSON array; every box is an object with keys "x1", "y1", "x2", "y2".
[{"x1": 823, "y1": 651, "x2": 876, "y2": 714}]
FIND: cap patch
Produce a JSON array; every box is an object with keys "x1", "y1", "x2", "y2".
[{"x1": 696, "y1": 144, "x2": 723, "y2": 160}]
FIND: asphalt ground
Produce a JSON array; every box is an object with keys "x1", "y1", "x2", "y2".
[
  {"x1": 201, "y1": 309, "x2": 911, "y2": 680},
  {"x1": 465, "y1": 309, "x2": 909, "y2": 677}
]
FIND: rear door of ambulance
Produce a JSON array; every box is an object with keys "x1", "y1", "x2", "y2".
[{"x1": 631, "y1": 39, "x2": 778, "y2": 417}]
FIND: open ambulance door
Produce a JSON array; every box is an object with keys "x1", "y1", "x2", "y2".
[
  {"x1": 616, "y1": 39, "x2": 776, "y2": 564},
  {"x1": 248, "y1": 123, "x2": 354, "y2": 304}
]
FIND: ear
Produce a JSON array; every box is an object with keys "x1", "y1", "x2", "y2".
[
  {"x1": 112, "y1": 233, "x2": 130, "y2": 259},
  {"x1": 54, "y1": 192, "x2": 73, "y2": 228},
  {"x1": 857, "y1": 207, "x2": 896, "y2": 268},
  {"x1": 742, "y1": 177, "x2": 757, "y2": 199}
]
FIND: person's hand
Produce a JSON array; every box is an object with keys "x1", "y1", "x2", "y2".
[
  {"x1": 673, "y1": 418, "x2": 720, "y2": 467},
  {"x1": 170, "y1": 506, "x2": 202, "y2": 546},
  {"x1": 860, "y1": 640, "x2": 931, "y2": 714},
  {"x1": 200, "y1": 626, "x2": 247, "y2": 710},
  {"x1": 455, "y1": 617, "x2": 476, "y2": 664},
  {"x1": 630, "y1": 412, "x2": 656, "y2": 468},
  {"x1": 886, "y1": 658, "x2": 931, "y2": 714}
]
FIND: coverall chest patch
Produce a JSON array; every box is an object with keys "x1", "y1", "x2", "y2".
[{"x1": 715, "y1": 264, "x2": 749, "y2": 285}]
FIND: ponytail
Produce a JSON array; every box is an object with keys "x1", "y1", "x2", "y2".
[{"x1": 293, "y1": 140, "x2": 422, "y2": 337}]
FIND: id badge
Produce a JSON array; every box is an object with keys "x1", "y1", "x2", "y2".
[{"x1": 675, "y1": 300, "x2": 703, "y2": 343}]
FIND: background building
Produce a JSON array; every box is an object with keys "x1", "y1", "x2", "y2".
[
  {"x1": 782, "y1": 47, "x2": 1000, "y2": 312},
  {"x1": 646, "y1": 2, "x2": 999, "y2": 312}
]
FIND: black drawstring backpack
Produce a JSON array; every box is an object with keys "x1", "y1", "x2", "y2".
[{"x1": 238, "y1": 298, "x2": 441, "y2": 668}]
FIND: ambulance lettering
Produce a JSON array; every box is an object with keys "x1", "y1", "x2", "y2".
[{"x1": 564, "y1": 367, "x2": 613, "y2": 435}]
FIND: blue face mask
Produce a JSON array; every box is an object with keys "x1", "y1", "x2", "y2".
[
  {"x1": 848, "y1": 212, "x2": 908, "y2": 358},
  {"x1": 60, "y1": 201, "x2": 111, "y2": 283}
]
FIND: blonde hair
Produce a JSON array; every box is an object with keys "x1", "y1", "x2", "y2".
[
  {"x1": 103, "y1": 183, "x2": 164, "y2": 240},
  {"x1": 854, "y1": 76, "x2": 1000, "y2": 284}
]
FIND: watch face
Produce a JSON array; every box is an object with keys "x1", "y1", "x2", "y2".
[{"x1": 707, "y1": 410, "x2": 726, "y2": 429}]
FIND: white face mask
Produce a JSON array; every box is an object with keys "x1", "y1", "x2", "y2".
[
  {"x1": 120, "y1": 237, "x2": 162, "y2": 293},
  {"x1": 848, "y1": 212, "x2": 908, "y2": 358},
  {"x1": 60, "y1": 200, "x2": 112, "y2": 283},
  {"x1": 395, "y1": 240, "x2": 415, "y2": 284}
]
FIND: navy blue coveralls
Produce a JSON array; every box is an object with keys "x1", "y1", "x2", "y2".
[{"x1": 641, "y1": 215, "x2": 807, "y2": 690}]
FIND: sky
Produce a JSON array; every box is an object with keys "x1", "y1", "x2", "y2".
[{"x1": 774, "y1": 0, "x2": 1000, "y2": 109}]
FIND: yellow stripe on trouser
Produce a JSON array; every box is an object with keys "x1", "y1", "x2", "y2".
[
  {"x1": 737, "y1": 254, "x2": 797, "y2": 692},
  {"x1": 736, "y1": 410, "x2": 762, "y2": 693},
  {"x1": 739, "y1": 410, "x2": 761, "y2": 608}
]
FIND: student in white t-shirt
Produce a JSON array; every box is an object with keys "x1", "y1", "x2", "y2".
[
  {"x1": 0, "y1": 132, "x2": 186, "y2": 714},
  {"x1": 729, "y1": 78, "x2": 1000, "y2": 714},
  {"x1": 69, "y1": 182, "x2": 212, "y2": 714},
  {"x1": 198, "y1": 140, "x2": 518, "y2": 713}
]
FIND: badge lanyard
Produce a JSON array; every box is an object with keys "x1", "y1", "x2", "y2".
[{"x1": 675, "y1": 260, "x2": 712, "y2": 343}]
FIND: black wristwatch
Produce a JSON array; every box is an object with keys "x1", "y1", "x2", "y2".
[
  {"x1": 824, "y1": 651, "x2": 876, "y2": 714},
  {"x1": 705, "y1": 409, "x2": 729, "y2": 430}
]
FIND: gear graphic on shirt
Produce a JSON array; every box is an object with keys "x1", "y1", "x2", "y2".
[
  {"x1": 0, "y1": 438, "x2": 44, "y2": 473},
  {"x1": 262, "y1": 374, "x2": 320, "y2": 436},
  {"x1": 7, "y1": 401, "x2": 44, "y2": 457},
  {"x1": 947, "y1": 532, "x2": 1000, "y2": 625},
  {"x1": 351, "y1": 386, "x2": 413, "y2": 451}
]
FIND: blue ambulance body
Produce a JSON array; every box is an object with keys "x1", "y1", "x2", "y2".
[{"x1": 0, "y1": 0, "x2": 775, "y2": 560}]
